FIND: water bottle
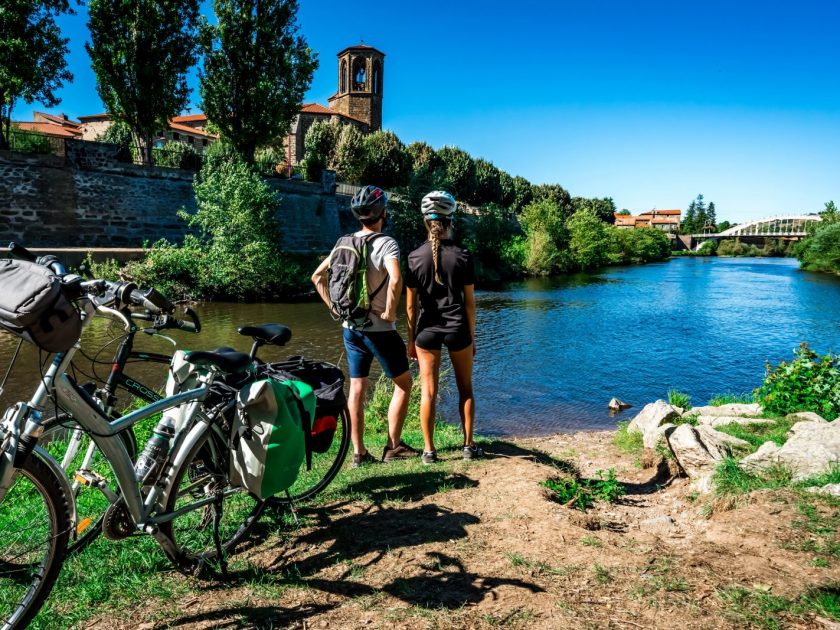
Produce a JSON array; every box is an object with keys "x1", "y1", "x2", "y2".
[{"x1": 134, "y1": 417, "x2": 175, "y2": 484}]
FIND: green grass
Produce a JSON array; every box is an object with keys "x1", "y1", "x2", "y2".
[
  {"x1": 712, "y1": 458, "x2": 794, "y2": 496},
  {"x1": 708, "y1": 392, "x2": 756, "y2": 406},
  {"x1": 542, "y1": 468, "x2": 626, "y2": 512},
  {"x1": 613, "y1": 421, "x2": 643, "y2": 455},
  {"x1": 714, "y1": 415, "x2": 794, "y2": 453},
  {"x1": 719, "y1": 583, "x2": 840, "y2": 627},
  {"x1": 667, "y1": 389, "x2": 691, "y2": 410},
  {"x1": 631, "y1": 556, "x2": 690, "y2": 596}
]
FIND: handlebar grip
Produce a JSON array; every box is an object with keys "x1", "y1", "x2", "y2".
[
  {"x1": 142, "y1": 287, "x2": 174, "y2": 314},
  {"x1": 175, "y1": 319, "x2": 197, "y2": 333},
  {"x1": 8, "y1": 242, "x2": 37, "y2": 263},
  {"x1": 179, "y1": 307, "x2": 201, "y2": 333}
]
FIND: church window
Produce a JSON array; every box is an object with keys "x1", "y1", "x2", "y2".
[
  {"x1": 340, "y1": 59, "x2": 347, "y2": 93},
  {"x1": 373, "y1": 60, "x2": 381, "y2": 94},
  {"x1": 353, "y1": 58, "x2": 366, "y2": 91}
]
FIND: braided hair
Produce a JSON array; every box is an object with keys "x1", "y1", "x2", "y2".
[{"x1": 426, "y1": 218, "x2": 451, "y2": 285}]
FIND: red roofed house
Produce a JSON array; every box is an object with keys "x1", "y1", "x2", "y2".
[
  {"x1": 13, "y1": 112, "x2": 83, "y2": 139},
  {"x1": 613, "y1": 209, "x2": 681, "y2": 232}
]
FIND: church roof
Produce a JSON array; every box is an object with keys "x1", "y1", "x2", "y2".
[{"x1": 336, "y1": 44, "x2": 385, "y2": 57}]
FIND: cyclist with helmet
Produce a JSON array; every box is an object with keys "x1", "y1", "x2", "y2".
[
  {"x1": 312, "y1": 185, "x2": 418, "y2": 467},
  {"x1": 405, "y1": 191, "x2": 483, "y2": 464}
]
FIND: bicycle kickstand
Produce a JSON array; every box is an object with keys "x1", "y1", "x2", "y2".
[
  {"x1": 211, "y1": 497, "x2": 229, "y2": 580},
  {"x1": 285, "y1": 490, "x2": 299, "y2": 526}
]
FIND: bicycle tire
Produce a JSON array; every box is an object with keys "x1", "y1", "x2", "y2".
[
  {"x1": 268, "y1": 406, "x2": 351, "y2": 506},
  {"x1": 40, "y1": 413, "x2": 137, "y2": 555},
  {"x1": 157, "y1": 426, "x2": 266, "y2": 576},
  {"x1": 0, "y1": 453, "x2": 71, "y2": 630}
]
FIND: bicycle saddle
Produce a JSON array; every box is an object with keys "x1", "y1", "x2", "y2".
[
  {"x1": 186, "y1": 349, "x2": 251, "y2": 373},
  {"x1": 237, "y1": 323, "x2": 292, "y2": 347}
]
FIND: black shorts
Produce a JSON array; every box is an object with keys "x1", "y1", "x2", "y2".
[{"x1": 415, "y1": 328, "x2": 472, "y2": 352}]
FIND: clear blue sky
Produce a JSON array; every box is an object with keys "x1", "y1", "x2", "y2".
[{"x1": 20, "y1": 0, "x2": 840, "y2": 223}]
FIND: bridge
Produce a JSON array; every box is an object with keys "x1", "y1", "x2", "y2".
[{"x1": 688, "y1": 215, "x2": 821, "y2": 249}]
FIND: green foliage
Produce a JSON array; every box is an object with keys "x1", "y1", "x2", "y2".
[
  {"x1": 87, "y1": 0, "x2": 200, "y2": 166},
  {"x1": 712, "y1": 457, "x2": 793, "y2": 496},
  {"x1": 254, "y1": 145, "x2": 287, "y2": 176},
  {"x1": 696, "y1": 239, "x2": 718, "y2": 255},
  {"x1": 720, "y1": 584, "x2": 840, "y2": 627},
  {"x1": 435, "y1": 146, "x2": 477, "y2": 201},
  {"x1": 8, "y1": 124, "x2": 52, "y2": 153},
  {"x1": 0, "y1": 0, "x2": 73, "y2": 148},
  {"x1": 531, "y1": 184, "x2": 572, "y2": 219},
  {"x1": 611, "y1": 227, "x2": 671, "y2": 264},
  {"x1": 81, "y1": 253, "x2": 121, "y2": 282},
  {"x1": 572, "y1": 196, "x2": 616, "y2": 223},
  {"x1": 95, "y1": 119, "x2": 132, "y2": 147},
  {"x1": 470, "y1": 158, "x2": 502, "y2": 206},
  {"x1": 717, "y1": 239, "x2": 762, "y2": 257},
  {"x1": 567, "y1": 208, "x2": 612, "y2": 269},
  {"x1": 459, "y1": 203, "x2": 523, "y2": 283},
  {"x1": 756, "y1": 342, "x2": 840, "y2": 418},
  {"x1": 510, "y1": 175, "x2": 533, "y2": 214},
  {"x1": 360, "y1": 130, "x2": 411, "y2": 189},
  {"x1": 796, "y1": 222, "x2": 840, "y2": 274},
  {"x1": 301, "y1": 119, "x2": 339, "y2": 182},
  {"x1": 154, "y1": 141, "x2": 200, "y2": 170},
  {"x1": 199, "y1": 0, "x2": 317, "y2": 161},
  {"x1": 613, "y1": 421, "x2": 644, "y2": 455},
  {"x1": 332, "y1": 124, "x2": 365, "y2": 183},
  {"x1": 519, "y1": 198, "x2": 568, "y2": 275},
  {"x1": 708, "y1": 392, "x2": 755, "y2": 406},
  {"x1": 542, "y1": 468, "x2": 626, "y2": 511},
  {"x1": 681, "y1": 194, "x2": 719, "y2": 234},
  {"x1": 715, "y1": 416, "x2": 796, "y2": 453},
  {"x1": 667, "y1": 389, "x2": 691, "y2": 410}
]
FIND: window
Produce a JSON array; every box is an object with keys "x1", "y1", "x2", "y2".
[
  {"x1": 373, "y1": 60, "x2": 382, "y2": 95},
  {"x1": 353, "y1": 58, "x2": 366, "y2": 91},
  {"x1": 202, "y1": 139, "x2": 208, "y2": 147},
  {"x1": 341, "y1": 59, "x2": 347, "y2": 93},
  {"x1": 173, "y1": 132, "x2": 180, "y2": 140}
]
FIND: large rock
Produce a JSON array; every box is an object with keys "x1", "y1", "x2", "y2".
[
  {"x1": 695, "y1": 415, "x2": 777, "y2": 428},
  {"x1": 685, "y1": 403, "x2": 762, "y2": 418},
  {"x1": 666, "y1": 424, "x2": 743, "y2": 479},
  {"x1": 740, "y1": 420, "x2": 840, "y2": 481},
  {"x1": 644, "y1": 423, "x2": 675, "y2": 449},
  {"x1": 786, "y1": 411, "x2": 827, "y2": 424},
  {"x1": 628, "y1": 400, "x2": 680, "y2": 444},
  {"x1": 805, "y1": 483, "x2": 840, "y2": 497}
]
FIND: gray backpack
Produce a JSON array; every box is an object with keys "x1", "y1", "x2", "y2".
[{"x1": 0, "y1": 259, "x2": 82, "y2": 353}]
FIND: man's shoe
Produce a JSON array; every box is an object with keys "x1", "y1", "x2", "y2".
[
  {"x1": 463, "y1": 444, "x2": 486, "y2": 460},
  {"x1": 421, "y1": 450, "x2": 439, "y2": 465},
  {"x1": 351, "y1": 450, "x2": 377, "y2": 468},
  {"x1": 382, "y1": 441, "x2": 421, "y2": 462}
]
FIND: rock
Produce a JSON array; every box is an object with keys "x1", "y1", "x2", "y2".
[
  {"x1": 666, "y1": 424, "x2": 737, "y2": 480},
  {"x1": 786, "y1": 411, "x2": 827, "y2": 424},
  {"x1": 740, "y1": 419, "x2": 840, "y2": 481},
  {"x1": 639, "y1": 515, "x2": 675, "y2": 531},
  {"x1": 697, "y1": 424, "x2": 750, "y2": 450},
  {"x1": 685, "y1": 403, "x2": 762, "y2": 418},
  {"x1": 628, "y1": 400, "x2": 681, "y2": 446},
  {"x1": 695, "y1": 415, "x2": 777, "y2": 428},
  {"x1": 643, "y1": 423, "x2": 676, "y2": 449},
  {"x1": 608, "y1": 397, "x2": 632, "y2": 411},
  {"x1": 805, "y1": 483, "x2": 840, "y2": 497}
]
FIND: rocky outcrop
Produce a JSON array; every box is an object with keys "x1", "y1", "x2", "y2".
[
  {"x1": 805, "y1": 483, "x2": 840, "y2": 497},
  {"x1": 666, "y1": 424, "x2": 749, "y2": 491},
  {"x1": 684, "y1": 403, "x2": 762, "y2": 418},
  {"x1": 695, "y1": 415, "x2": 776, "y2": 428},
  {"x1": 785, "y1": 411, "x2": 827, "y2": 424},
  {"x1": 627, "y1": 401, "x2": 681, "y2": 447},
  {"x1": 740, "y1": 420, "x2": 840, "y2": 481}
]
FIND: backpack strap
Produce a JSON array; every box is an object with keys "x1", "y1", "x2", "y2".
[{"x1": 361, "y1": 232, "x2": 389, "y2": 301}]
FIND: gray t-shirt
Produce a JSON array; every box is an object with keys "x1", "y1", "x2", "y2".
[{"x1": 340, "y1": 231, "x2": 399, "y2": 332}]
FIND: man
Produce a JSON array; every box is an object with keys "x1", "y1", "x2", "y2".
[{"x1": 312, "y1": 185, "x2": 418, "y2": 466}]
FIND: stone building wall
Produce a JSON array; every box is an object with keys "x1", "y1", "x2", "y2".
[{"x1": 0, "y1": 145, "x2": 350, "y2": 252}]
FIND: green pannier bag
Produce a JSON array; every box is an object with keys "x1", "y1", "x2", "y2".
[{"x1": 230, "y1": 378, "x2": 315, "y2": 500}]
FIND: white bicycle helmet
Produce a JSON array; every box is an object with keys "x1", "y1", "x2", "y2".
[{"x1": 421, "y1": 190, "x2": 456, "y2": 219}]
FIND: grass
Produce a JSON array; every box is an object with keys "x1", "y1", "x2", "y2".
[
  {"x1": 632, "y1": 556, "x2": 690, "y2": 597},
  {"x1": 719, "y1": 583, "x2": 840, "y2": 627},
  {"x1": 613, "y1": 421, "x2": 643, "y2": 455},
  {"x1": 667, "y1": 389, "x2": 691, "y2": 410},
  {"x1": 592, "y1": 563, "x2": 612, "y2": 585},
  {"x1": 708, "y1": 392, "x2": 756, "y2": 406},
  {"x1": 714, "y1": 414, "x2": 795, "y2": 453},
  {"x1": 541, "y1": 468, "x2": 626, "y2": 512},
  {"x1": 712, "y1": 457, "x2": 794, "y2": 496}
]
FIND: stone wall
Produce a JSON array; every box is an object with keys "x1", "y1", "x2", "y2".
[{"x1": 0, "y1": 144, "x2": 350, "y2": 253}]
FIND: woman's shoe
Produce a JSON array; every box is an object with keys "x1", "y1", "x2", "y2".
[
  {"x1": 351, "y1": 450, "x2": 377, "y2": 468},
  {"x1": 421, "y1": 450, "x2": 439, "y2": 465},
  {"x1": 463, "y1": 444, "x2": 485, "y2": 460}
]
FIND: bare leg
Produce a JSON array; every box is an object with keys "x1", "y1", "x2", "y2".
[
  {"x1": 348, "y1": 377, "x2": 368, "y2": 455},
  {"x1": 449, "y1": 346, "x2": 475, "y2": 446},
  {"x1": 387, "y1": 370, "x2": 413, "y2": 448},
  {"x1": 416, "y1": 347, "x2": 442, "y2": 452}
]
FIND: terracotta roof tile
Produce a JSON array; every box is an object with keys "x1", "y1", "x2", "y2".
[
  {"x1": 77, "y1": 113, "x2": 111, "y2": 121},
  {"x1": 13, "y1": 122, "x2": 81, "y2": 138},
  {"x1": 34, "y1": 111, "x2": 81, "y2": 128},
  {"x1": 171, "y1": 113, "x2": 207, "y2": 123},
  {"x1": 300, "y1": 103, "x2": 336, "y2": 115},
  {"x1": 168, "y1": 122, "x2": 217, "y2": 138}
]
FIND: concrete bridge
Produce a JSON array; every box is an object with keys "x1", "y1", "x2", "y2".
[{"x1": 687, "y1": 215, "x2": 821, "y2": 250}]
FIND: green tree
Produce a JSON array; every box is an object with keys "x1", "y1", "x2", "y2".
[
  {"x1": 0, "y1": 0, "x2": 73, "y2": 148},
  {"x1": 361, "y1": 130, "x2": 412, "y2": 189},
  {"x1": 694, "y1": 194, "x2": 708, "y2": 231},
  {"x1": 301, "y1": 118, "x2": 339, "y2": 181},
  {"x1": 682, "y1": 201, "x2": 697, "y2": 233},
  {"x1": 531, "y1": 183, "x2": 573, "y2": 219},
  {"x1": 572, "y1": 196, "x2": 616, "y2": 223},
  {"x1": 706, "y1": 201, "x2": 717, "y2": 230},
  {"x1": 471, "y1": 158, "x2": 502, "y2": 205},
  {"x1": 498, "y1": 170, "x2": 516, "y2": 207},
  {"x1": 510, "y1": 175, "x2": 533, "y2": 214},
  {"x1": 87, "y1": 0, "x2": 200, "y2": 165},
  {"x1": 331, "y1": 123, "x2": 365, "y2": 183},
  {"x1": 567, "y1": 208, "x2": 612, "y2": 269},
  {"x1": 520, "y1": 197, "x2": 568, "y2": 274},
  {"x1": 435, "y1": 146, "x2": 476, "y2": 201},
  {"x1": 717, "y1": 220, "x2": 732, "y2": 232},
  {"x1": 199, "y1": 0, "x2": 317, "y2": 162},
  {"x1": 617, "y1": 209, "x2": 631, "y2": 215}
]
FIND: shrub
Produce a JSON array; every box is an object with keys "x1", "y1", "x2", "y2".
[
  {"x1": 567, "y1": 208, "x2": 611, "y2": 269},
  {"x1": 796, "y1": 223, "x2": 840, "y2": 274},
  {"x1": 756, "y1": 342, "x2": 840, "y2": 419},
  {"x1": 9, "y1": 125, "x2": 53, "y2": 154},
  {"x1": 667, "y1": 389, "x2": 691, "y2": 410},
  {"x1": 459, "y1": 203, "x2": 522, "y2": 283},
  {"x1": 332, "y1": 124, "x2": 366, "y2": 183},
  {"x1": 696, "y1": 239, "x2": 718, "y2": 255},
  {"x1": 154, "y1": 141, "x2": 200, "y2": 170},
  {"x1": 435, "y1": 146, "x2": 477, "y2": 201},
  {"x1": 254, "y1": 146, "x2": 286, "y2": 177},
  {"x1": 717, "y1": 239, "x2": 761, "y2": 257},
  {"x1": 302, "y1": 119, "x2": 340, "y2": 182},
  {"x1": 360, "y1": 130, "x2": 411, "y2": 189},
  {"x1": 542, "y1": 468, "x2": 626, "y2": 511},
  {"x1": 470, "y1": 158, "x2": 502, "y2": 206},
  {"x1": 613, "y1": 421, "x2": 644, "y2": 454}
]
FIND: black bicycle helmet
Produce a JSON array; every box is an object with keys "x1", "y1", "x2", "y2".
[{"x1": 351, "y1": 185, "x2": 388, "y2": 221}]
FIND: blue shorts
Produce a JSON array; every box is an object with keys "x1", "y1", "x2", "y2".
[{"x1": 343, "y1": 328, "x2": 409, "y2": 379}]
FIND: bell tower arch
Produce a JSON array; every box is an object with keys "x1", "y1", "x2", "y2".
[{"x1": 328, "y1": 44, "x2": 384, "y2": 131}]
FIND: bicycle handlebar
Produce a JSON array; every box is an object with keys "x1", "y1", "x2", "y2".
[{"x1": 7, "y1": 242, "x2": 67, "y2": 275}]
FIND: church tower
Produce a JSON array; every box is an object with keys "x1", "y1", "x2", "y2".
[{"x1": 328, "y1": 45, "x2": 384, "y2": 131}]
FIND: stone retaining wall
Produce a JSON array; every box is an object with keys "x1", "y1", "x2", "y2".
[{"x1": 0, "y1": 144, "x2": 351, "y2": 253}]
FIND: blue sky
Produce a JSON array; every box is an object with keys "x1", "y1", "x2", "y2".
[{"x1": 20, "y1": 0, "x2": 840, "y2": 222}]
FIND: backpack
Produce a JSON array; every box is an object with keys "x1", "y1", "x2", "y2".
[
  {"x1": 265, "y1": 356, "x2": 346, "y2": 454},
  {"x1": 328, "y1": 233, "x2": 388, "y2": 329},
  {"x1": 0, "y1": 259, "x2": 82, "y2": 353},
  {"x1": 229, "y1": 378, "x2": 316, "y2": 500}
]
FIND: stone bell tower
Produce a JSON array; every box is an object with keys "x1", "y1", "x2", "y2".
[{"x1": 328, "y1": 44, "x2": 384, "y2": 131}]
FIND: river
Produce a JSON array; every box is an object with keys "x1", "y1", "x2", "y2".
[{"x1": 2, "y1": 257, "x2": 839, "y2": 437}]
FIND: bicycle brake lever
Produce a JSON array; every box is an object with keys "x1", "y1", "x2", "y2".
[{"x1": 96, "y1": 304, "x2": 132, "y2": 330}]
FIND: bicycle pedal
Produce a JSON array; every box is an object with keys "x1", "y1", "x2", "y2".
[{"x1": 74, "y1": 469, "x2": 106, "y2": 487}]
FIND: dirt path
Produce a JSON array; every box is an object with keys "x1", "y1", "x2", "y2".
[{"x1": 93, "y1": 432, "x2": 839, "y2": 629}]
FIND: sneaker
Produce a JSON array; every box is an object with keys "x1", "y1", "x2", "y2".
[
  {"x1": 382, "y1": 440, "x2": 421, "y2": 462},
  {"x1": 351, "y1": 450, "x2": 377, "y2": 468},
  {"x1": 463, "y1": 444, "x2": 486, "y2": 460},
  {"x1": 421, "y1": 450, "x2": 439, "y2": 465}
]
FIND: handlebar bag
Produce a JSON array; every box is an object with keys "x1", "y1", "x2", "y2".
[
  {"x1": 0, "y1": 259, "x2": 82, "y2": 353},
  {"x1": 265, "y1": 356, "x2": 346, "y2": 453},
  {"x1": 230, "y1": 378, "x2": 314, "y2": 500}
]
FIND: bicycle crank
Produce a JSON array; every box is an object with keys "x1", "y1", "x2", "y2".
[{"x1": 102, "y1": 500, "x2": 134, "y2": 540}]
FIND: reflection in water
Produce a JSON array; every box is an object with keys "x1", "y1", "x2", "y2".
[{"x1": 2, "y1": 258, "x2": 839, "y2": 437}]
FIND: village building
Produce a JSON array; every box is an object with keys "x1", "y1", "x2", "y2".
[{"x1": 614, "y1": 209, "x2": 681, "y2": 232}]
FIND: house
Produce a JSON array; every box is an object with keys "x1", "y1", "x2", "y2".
[
  {"x1": 13, "y1": 112, "x2": 83, "y2": 139},
  {"x1": 75, "y1": 113, "x2": 218, "y2": 150},
  {"x1": 614, "y1": 209, "x2": 681, "y2": 232}
]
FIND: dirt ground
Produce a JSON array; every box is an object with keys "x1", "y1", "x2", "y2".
[{"x1": 92, "y1": 432, "x2": 840, "y2": 629}]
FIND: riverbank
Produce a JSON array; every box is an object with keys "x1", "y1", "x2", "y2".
[{"x1": 35, "y1": 421, "x2": 839, "y2": 629}]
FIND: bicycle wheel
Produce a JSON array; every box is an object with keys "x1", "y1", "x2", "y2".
[
  {"x1": 0, "y1": 453, "x2": 71, "y2": 630},
  {"x1": 40, "y1": 415, "x2": 136, "y2": 555},
  {"x1": 157, "y1": 426, "x2": 266, "y2": 576},
  {"x1": 270, "y1": 406, "x2": 351, "y2": 506}
]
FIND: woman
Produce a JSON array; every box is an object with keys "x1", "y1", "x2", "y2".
[{"x1": 405, "y1": 191, "x2": 483, "y2": 464}]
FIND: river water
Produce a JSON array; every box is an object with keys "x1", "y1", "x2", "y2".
[{"x1": 2, "y1": 257, "x2": 839, "y2": 437}]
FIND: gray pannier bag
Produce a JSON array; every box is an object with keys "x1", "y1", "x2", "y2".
[{"x1": 0, "y1": 259, "x2": 82, "y2": 353}]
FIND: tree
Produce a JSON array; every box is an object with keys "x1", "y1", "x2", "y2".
[
  {"x1": 87, "y1": 0, "x2": 200, "y2": 165},
  {"x1": 694, "y1": 194, "x2": 708, "y2": 231},
  {"x1": 301, "y1": 119, "x2": 339, "y2": 181},
  {"x1": 567, "y1": 208, "x2": 611, "y2": 269},
  {"x1": 531, "y1": 184, "x2": 573, "y2": 219},
  {"x1": 717, "y1": 220, "x2": 732, "y2": 232},
  {"x1": 498, "y1": 170, "x2": 516, "y2": 207},
  {"x1": 682, "y1": 201, "x2": 697, "y2": 233},
  {"x1": 360, "y1": 130, "x2": 412, "y2": 189},
  {"x1": 199, "y1": 0, "x2": 317, "y2": 162},
  {"x1": 470, "y1": 158, "x2": 502, "y2": 206},
  {"x1": 617, "y1": 209, "x2": 631, "y2": 215},
  {"x1": 510, "y1": 176, "x2": 533, "y2": 214},
  {"x1": 0, "y1": 0, "x2": 73, "y2": 149},
  {"x1": 331, "y1": 123, "x2": 365, "y2": 183},
  {"x1": 435, "y1": 146, "x2": 476, "y2": 201},
  {"x1": 706, "y1": 201, "x2": 717, "y2": 230},
  {"x1": 572, "y1": 196, "x2": 616, "y2": 223}
]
